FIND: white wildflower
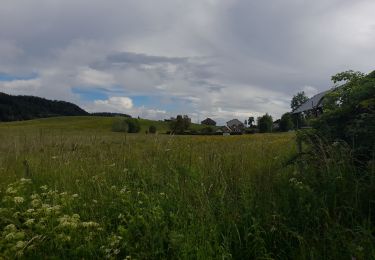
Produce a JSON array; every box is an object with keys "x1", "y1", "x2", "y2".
[
  {"x1": 15, "y1": 240, "x2": 26, "y2": 249},
  {"x1": 30, "y1": 194, "x2": 39, "y2": 200},
  {"x1": 4, "y1": 224, "x2": 17, "y2": 232},
  {"x1": 81, "y1": 221, "x2": 100, "y2": 228},
  {"x1": 6, "y1": 186, "x2": 17, "y2": 195},
  {"x1": 20, "y1": 178, "x2": 32, "y2": 184},
  {"x1": 24, "y1": 219, "x2": 35, "y2": 226},
  {"x1": 14, "y1": 197, "x2": 25, "y2": 204}
]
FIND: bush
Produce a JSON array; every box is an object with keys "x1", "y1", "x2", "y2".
[
  {"x1": 111, "y1": 118, "x2": 141, "y2": 133},
  {"x1": 201, "y1": 126, "x2": 214, "y2": 134},
  {"x1": 111, "y1": 118, "x2": 129, "y2": 132},
  {"x1": 279, "y1": 113, "x2": 294, "y2": 132},
  {"x1": 126, "y1": 118, "x2": 141, "y2": 133},
  {"x1": 148, "y1": 125, "x2": 157, "y2": 134}
]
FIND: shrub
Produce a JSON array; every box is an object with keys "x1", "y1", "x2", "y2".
[
  {"x1": 126, "y1": 118, "x2": 141, "y2": 133},
  {"x1": 111, "y1": 117, "x2": 129, "y2": 132},
  {"x1": 148, "y1": 125, "x2": 157, "y2": 134},
  {"x1": 201, "y1": 126, "x2": 214, "y2": 134},
  {"x1": 279, "y1": 113, "x2": 294, "y2": 132}
]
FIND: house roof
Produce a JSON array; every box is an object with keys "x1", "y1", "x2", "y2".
[
  {"x1": 201, "y1": 117, "x2": 216, "y2": 124},
  {"x1": 292, "y1": 90, "x2": 330, "y2": 114},
  {"x1": 226, "y1": 119, "x2": 244, "y2": 127}
]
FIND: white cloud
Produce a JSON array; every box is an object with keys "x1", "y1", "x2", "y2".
[
  {"x1": 0, "y1": 79, "x2": 41, "y2": 95},
  {"x1": 77, "y1": 68, "x2": 114, "y2": 86},
  {"x1": 94, "y1": 96, "x2": 133, "y2": 111},
  {"x1": 85, "y1": 96, "x2": 168, "y2": 120}
]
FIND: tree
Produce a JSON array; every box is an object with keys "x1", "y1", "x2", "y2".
[
  {"x1": 313, "y1": 70, "x2": 374, "y2": 162},
  {"x1": 248, "y1": 117, "x2": 255, "y2": 127},
  {"x1": 244, "y1": 120, "x2": 247, "y2": 126},
  {"x1": 279, "y1": 113, "x2": 294, "y2": 132},
  {"x1": 170, "y1": 115, "x2": 191, "y2": 134},
  {"x1": 257, "y1": 113, "x2": 273, "y2": 133},
  {"x1": 291, "y1": 91, "x2": 308, "y2": 111}
]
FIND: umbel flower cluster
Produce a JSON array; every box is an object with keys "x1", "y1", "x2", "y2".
[
  {"x1": 0, "y1": 177, "x2": 170, "y2": 259},
  {"x1": 0, "y1": 179, "x2": 102, "y2": 258}
]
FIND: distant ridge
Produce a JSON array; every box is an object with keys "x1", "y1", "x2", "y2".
[
  {"x1": 0, "y1": 92, "x2": 88, "y2": 122},
  {"x1": 91, "y1": 112, "x2": 131, "y2": 118}
]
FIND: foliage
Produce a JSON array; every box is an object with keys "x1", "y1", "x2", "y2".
[
  {"x1": 111, "y1": 117, "x2": 129, "y2": 132},
  {"x1": 111, "y1": 118, "x2": 141, "y2": 133},
  {"x1": 148, "y1": 125, "x2": 157, "y2": 134},
  {"x1": 248, "y1": 116, "x2": 255, "y2": 127},
  {"x1": 291, "y1": 91, "x2": 308, "y2": 111},
  {"x1": 291, "y1": 113, "x2": 307, "y2": 129},
  {"x1": 125, "y1": 118, "x2": 141, "y2": 133},
  {"x1": 257, "y1": 113, "x2": 273, "y2": 133},
  {"x1": 169, "y1": 115, "x2": 191, "y2": 134},
  {"x1": 0, "y1": 92, "x2": 88, "y2": 122},
  {"x1": 91, "y1": 112, "x2": 131, "y2": 118},
  {"x1": 279, "y1": 113, "x2": 294, "y2": 132},
  {"x1": 201, "y1": 126, "x2": 214, "y2": 134},
  {"x1": 312, "y1": 70, "x2": 375, "y2": 161}
]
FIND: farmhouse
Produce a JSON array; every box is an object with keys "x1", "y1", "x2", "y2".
[
  {"x1": 201, "y1": 117, "x2": 216, "y2": 126},
  {"x1": 292, "y1": 90, "x2": 330, "y2": 116},
  {"x1": 226, "y1": 119, "x2": 245, "y2": 132}
]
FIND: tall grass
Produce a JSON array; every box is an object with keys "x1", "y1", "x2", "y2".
[{"x1": 0, "y1": 126, "x2": 373, "y2": 259}]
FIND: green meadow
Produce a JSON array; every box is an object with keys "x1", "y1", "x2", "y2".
[{"x1": 0, "y1": 117, "x2": 373, "y2": 259}]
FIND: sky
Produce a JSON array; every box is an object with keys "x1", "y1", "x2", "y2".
[{"x1": 0, "y1": 0, "x2": 374, "y2": 124}]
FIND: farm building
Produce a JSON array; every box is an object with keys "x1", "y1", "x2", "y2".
[
  {"x1": 273, "y1": 119, "x2": 280, "y2": 130},
  {"x1": 226, "y1": 119, "x2": 245, "y2": 132},
  {"x1": 292, "y1": 90, "x2": 330, "y2": 116},
  {"x1": 201, "y1": 118, "x2": 216, "y2": 126},
  {"x1": 220, "y1": 125, "x2": 232, "y2": 133}
]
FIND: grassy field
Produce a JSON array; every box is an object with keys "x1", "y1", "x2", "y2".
[{"x1": 0, "y1": 117, "x2": 373, "y2": 259}]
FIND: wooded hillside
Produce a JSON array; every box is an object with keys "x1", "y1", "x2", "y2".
[{"x1": 0, "y1": 92, "x2": 88, "y2": 122}]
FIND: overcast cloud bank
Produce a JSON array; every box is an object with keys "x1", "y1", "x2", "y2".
[{"x1": 0, "y1": 0, "x2": 374, "y2": 123}]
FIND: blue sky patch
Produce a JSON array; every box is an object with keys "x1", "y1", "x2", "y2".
[
  {"x1": 72, "y1": 87, "x2": 109, "y2": 101},
  {"x1": 0, "y1": 72, "x2": 38, "y2": 82}
]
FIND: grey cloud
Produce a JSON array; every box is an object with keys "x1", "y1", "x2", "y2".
[
  {"x1": 0, "y1": 0, "x2": 374, "y2": 121},
  {"x1": 107, "y1": 52, "x2": 187, "y2": 66}
]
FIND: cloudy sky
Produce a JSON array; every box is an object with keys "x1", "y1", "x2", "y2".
[{"x1": 0, "y1": 0, "x2": 374, "y2": 123}]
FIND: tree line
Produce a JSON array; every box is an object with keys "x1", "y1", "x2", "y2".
[{"x1": 0, "y1": 92, "x2": 88, "y2": 122}]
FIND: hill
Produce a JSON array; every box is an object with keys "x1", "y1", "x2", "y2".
[
  {"x1": 0, "y1": 116, "x2": 214, "y2": 134},
  {"x1": 0, "y1": 92, "x2": 88, "y2": 122}
]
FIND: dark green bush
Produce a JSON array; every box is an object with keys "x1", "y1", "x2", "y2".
[
  {"x1": 279, "y1": 113, "x2": 294, "y2": 132},
  {"x1": 148, "y1": 125, "x2": 157, "y2": 134},
  {"x1": 126, "y1": 118, "x2": 141, "y2": 133},
  {"x1": 111, "y1": 117, "x2": 129, "y2": 132},
  {"x1": 201, "y1": 126, "x2": 214, "y2": 134}
]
